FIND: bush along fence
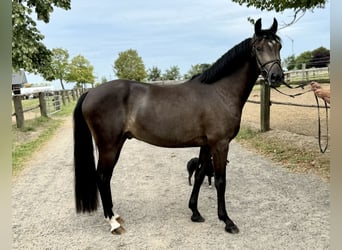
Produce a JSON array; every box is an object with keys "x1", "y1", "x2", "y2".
[{"x1": 12, "y1": 88, "x2": 86, "y2": 129}]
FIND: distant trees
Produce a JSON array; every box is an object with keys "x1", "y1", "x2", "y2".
[
  {"x1": 66, "y1": 55, "x2": 95, "y2": 88},
  {"x1": 147, "y1": 66, "x2": 162, "y2": 81},
  {"x1": 283, "y1": 47, "x2": 330, "y2": 70},
  {"x1": 162, "y1": 66, "x2": 181, "y2": 80},
  {"x1": 310, "y1": 47, "x2": 330, "y2": 68},
  {"x1": 184, "y1": 64, "x2": 211, "y2": 79},
  {"x1": 113, "y1": 49, "x2": 147, "y2": 81},
  {"x1": 113, "y1": 45, "x2": 329, "y2": 84},
  {"x1": 41, "y1": 48, "x2": 70, "y2": 89},
  {"x1": 41, "y1": 47, "x2": 95, "y2": 88}
]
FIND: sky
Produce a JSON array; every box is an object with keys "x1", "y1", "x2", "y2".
[{"x1": 26, "y1": 0, "x2": 330, "y2": 89}]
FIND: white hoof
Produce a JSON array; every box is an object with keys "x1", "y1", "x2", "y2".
[{"x1": 106, "y1": 217, "x2": 121, "y2": 232}]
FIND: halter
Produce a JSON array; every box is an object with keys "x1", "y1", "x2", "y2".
[
  {"x1": 256, "y1": 56, "x2": 282, "y2": 83},
  {"x1": 252, "y1": 37, "x2": 282, "y2": 86}
]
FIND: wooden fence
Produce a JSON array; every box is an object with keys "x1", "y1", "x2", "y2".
[
  {"x1": 12, "y1": 88, "x2": 86, "y2": 129},
  {"x1": 254, "y1": 82, "x2": 330, "y2": 132}
]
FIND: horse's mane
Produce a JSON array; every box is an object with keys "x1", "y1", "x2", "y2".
[{"x1": 197, "y1": 38, "x2": 253, "y2": 84}]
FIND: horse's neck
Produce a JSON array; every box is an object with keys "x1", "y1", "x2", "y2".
[{"x1": 218, "y1": 61, "x2": 260, "y2": 108}]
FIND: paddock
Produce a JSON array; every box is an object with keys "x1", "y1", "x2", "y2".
[{"x1": 12, "y1": 117, "x2": 329, "y2": 249}]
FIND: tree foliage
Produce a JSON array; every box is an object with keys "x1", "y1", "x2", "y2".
[
  {"x1": 162, "y1": 66, "x2": 181, "y2": 80},
  {"x1": 310, "y1": 47, "x2": 330, "y2": 68},
  {"x1": 12, "y1": 0, "x2": 71, "y2": 74},
  {"x1": 42, "y1": 48, "x2": 70, "y2": 89},
  {"x1": 295, "y1": 51, "x2": 313, "y2": 68},
  {"x1": 283, "y1": 46, "x2": 330, "y2": 70},
  {"x1": 184, "y1": 63, "x2": 211, "y2": 79},
  {"x1": 231, "y1": 0, "x2": 326, "y2": 12},
  {"x1": 66, "y1": 55, "x2": 95, "y2": 88},
  {"x1": 282, "y1": 54, "x2": 296, "y2": 70},
  {"x1": 113, "y1": 49, "x2": 147, "y2": 81},
  {"x1": 147, "y1": 66, "x2": 162, "y2": 81},
  {"x1": 231, "y1": 0, "x2": 327, "y2": 26}
]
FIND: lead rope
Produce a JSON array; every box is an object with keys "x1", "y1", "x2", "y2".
[
  {"x1": 314, "y1": 94, "x2": 329, "y2": 153},
  {"x1": 270, "y1": 81, "x2": 329, "y2": 153}
]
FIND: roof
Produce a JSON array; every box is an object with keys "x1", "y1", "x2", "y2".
[{"x1": 12, "y1": 69, "x2": 27, "y2": 85}]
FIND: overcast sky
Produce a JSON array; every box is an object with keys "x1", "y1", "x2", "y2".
[{"x1": 26, "y1": 0, "x2": 330, "y2": 88}]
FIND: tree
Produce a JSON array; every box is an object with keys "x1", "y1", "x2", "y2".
[
  {"x1": 147, "y1": 66, "x2": 162, "y2": 81},
  {"x1": 41, "y1": 48, "x2": 70, "y2": 89},
  {"x1": 12, "y1": 0, "x2": 71, "y2": 74},
  {"x1": 113, "y1": 49, "x2": 147, "y2": 81},
  {"x1": 282, "y1": 55, "x2": 296, "y2": 71},
  {"x1": 231, "y1": 0, "x2": 327, "y2": 26},
  {"x1": 66, "y1": 55, "x2": 95, "y2": 88},
  {"x1": 310, "y1": 47, "x2": 330, "y2": 68},
  {"x1": 162, "y1": 66, "x2": 181, "y2": 80},
  {"x1": 283, "y1": 47, "x2": 330, "y2": 71},
  {"x1": 184, "y1": 63, "x2": 211, "y2": 79},
  {"x1": 101, "y1": 76, "x2": 108, "y2": 83},
  {"x1": 295, "y1": 51, "x2": 313, "y2": 69}
]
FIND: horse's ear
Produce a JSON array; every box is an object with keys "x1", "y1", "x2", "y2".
[
  {"x1": 254, "y1": 18, "x2": 262, "y2": 35},
  {"x1": 270, "y1": 18, "x2": 278, "y2": 33}
]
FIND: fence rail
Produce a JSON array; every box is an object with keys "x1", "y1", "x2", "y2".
[
  {"x1": 12, "y1": 88, "x2": 86, "y2": 129},
  {"x1": 247, "y1": 99, "x2": 330, "y2": 109}
]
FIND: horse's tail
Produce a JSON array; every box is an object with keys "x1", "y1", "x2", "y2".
[{"x1": 73, "y1": 92, "x2": 98, "y2": 213}]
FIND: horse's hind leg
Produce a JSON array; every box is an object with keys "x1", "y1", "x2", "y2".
[
  {"x1": 212, "y1": 141, "x2": 239, "y2": 234},
  {"x1": 96, "y1": 141, "x2": 125, "y2": 234},
  {"x1": 188, "y1": 146, "x2": 211, "y2": 222}
]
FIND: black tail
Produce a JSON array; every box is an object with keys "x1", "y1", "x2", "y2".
[{"x1": 73, "y1": 92, "x2": 98, "y2": 213}]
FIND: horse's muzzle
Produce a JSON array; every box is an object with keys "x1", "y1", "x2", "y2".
[
  {"x1": 268, "y1": 71, "x2": 284, "y2": 87},
  {"x1": 266, "y1": 63, "x2": 284, "y2": 88}
]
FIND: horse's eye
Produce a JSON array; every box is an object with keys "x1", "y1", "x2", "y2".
[{"x1": 256, "y1": 47, "x2": 262, "y2": 52}]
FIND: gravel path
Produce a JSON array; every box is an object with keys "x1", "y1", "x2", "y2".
[{"x1": 12, "y1": 117, "x2": 329, "y2": 249}]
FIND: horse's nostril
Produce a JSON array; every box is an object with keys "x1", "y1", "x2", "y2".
[{"x1": 271, "y1": 73, "x2": 282, "y2": 82}]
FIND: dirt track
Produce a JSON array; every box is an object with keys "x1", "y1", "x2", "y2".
[{"x1": 12, "y1": 116, "x2": 329, "y2": 249}]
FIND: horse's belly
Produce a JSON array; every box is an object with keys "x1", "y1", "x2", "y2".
[{"x1": 126, "y1": 123, "x2": 207, "y2": 148}]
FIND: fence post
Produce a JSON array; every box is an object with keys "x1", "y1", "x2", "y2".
[
  {"x1": 260, "y1": 81, "x2": 270, "y2": 132},
  {"x1": 60, "y1": 90, "x2": 66, "y2": 106},
  {"x1": 13, "y1": 95, "x2": 25, "y2": 129},
  {"x1": 71, "y1": 89, "x2": 76, "y2": 101},
  {"x1": 38, "y1": 92, "x2": 48, "y2": 117},
  {"x1": 75, "y1": 88, "x2": 79, "y2": 99},
  {"x1": 54, "y1": 91, "x2": 61, "y2": 111},
  {"x1": 66, "y1": 90, "x2": 71, "y2": 103}
]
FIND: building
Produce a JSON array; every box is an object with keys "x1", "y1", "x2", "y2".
[{"x1": 12, "y1": 69, "x2": 27, "y2": 94}]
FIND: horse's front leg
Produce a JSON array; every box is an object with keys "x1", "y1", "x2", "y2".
[
  {"x1": 188, "y1": 146, "x2": 211, "y2": 222},
  {"x1": 212, "y1": 141, "x2": 239, "y2": 234}
]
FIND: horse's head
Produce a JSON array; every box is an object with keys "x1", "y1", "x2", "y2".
[{"x1": 252, "y1": 18, "x2": 284, "y2": 87}]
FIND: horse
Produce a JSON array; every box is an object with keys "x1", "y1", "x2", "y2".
[{"x1": 73, "y1": 18, "x2": 284, "y2": 235}]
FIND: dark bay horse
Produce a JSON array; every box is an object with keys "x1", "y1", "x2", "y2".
[{"x1": 73, "y1": 18, "x2": 284, "y2": 234}]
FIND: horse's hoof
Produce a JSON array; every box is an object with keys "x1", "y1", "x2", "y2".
[
  {"x1": 111, "y1": 226, "x2": 126, "y2": 235},
  {"x1": 191, "y1": 214, "x2": 205, "y2": 222},
  {"x1": 115, "y1": 216, "x2": 125, "y2": 224},
  {"x1": 225, "y1": 224, "x2": 239, "y2": 234}
]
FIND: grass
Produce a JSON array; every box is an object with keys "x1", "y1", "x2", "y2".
[
  {"x1": 12, "y1": 100, "x2": 76, "y2": 176},
  {"x1": 235, "y1": 126, "x2": 330, "y2": 181}
]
